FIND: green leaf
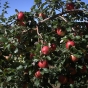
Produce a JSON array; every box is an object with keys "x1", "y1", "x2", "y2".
[
  {"x1": 0, "y1": 17, "x2": 6, "y2": 22},
  {"x1": 73, "y1": 54, "x2": 82, "y2": 58},
  {"x1": 31, "y1": 5, "x2": 36, "y2": 11},
  {"x1": 6, "y1": 76, "x2": 12, "y2": 82},
  {"x1": 0, "y1": 36, "x2": 8, "y2": 43},
  {"x1": 68, "y1": 22, "x2": 73, "y2": 26},
  {"x1": 43, "y1": 68, "x2": 49, "y2": 73},
  {"x1": 0, "y1": 69, "x2": 2, "y2": 73},
  {"x1": 14, "y1": 48, "x2": 18, "y2": 53},
  {"x1": 34, "y1": 79, "x2": 40, "y2": 87},
  {"x1": 66, "y1": 27, "x2": 71, "y2": 32},
  {"x1": 82, "y1": 38, "x2": 86, "y2": 42},
  {"x1": 85, "y1": 35, "x2": 88, "y2": 38},
  {"x1": 41, "y1": 71, "x2": 44, "y2": 75},
  {"x1": 40, "y1": 2, "x2": 47, "y2": 9},
  {"x1": 70, "y1": 84, "x2": 74, "y2": 88},
  {"x1": 75, "y1": 36, "x2": 81, "y2": 40},
  {"x1": 16, "y1": 65, "x2": 23, "y2": 70},
  {"x1": 34, "y1": 0, "x2": 41, "y2": 4},
  {"x1": 29, "y1": 71, "x2": 32, "y2": 75},
  {"x1": 46, "y1": 56, "x2": 51, "y2": 60},
  {"x1": 80, "y1": 2, "x2": 85, "y2": 5}
]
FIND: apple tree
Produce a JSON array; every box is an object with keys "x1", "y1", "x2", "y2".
[{"x1": 0, "y1": 0, "x2": 88, "y2": 88}]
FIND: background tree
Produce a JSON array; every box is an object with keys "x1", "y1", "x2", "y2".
[{"x1": 0, "y1": 0, "x2": 88, "y2": 88}]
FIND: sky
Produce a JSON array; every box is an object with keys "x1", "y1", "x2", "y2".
[{"x1": 0, "y1": 0, "x2": 88, "y2": 18}]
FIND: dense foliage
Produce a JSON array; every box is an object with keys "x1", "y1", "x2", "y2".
[{"x1": 0, "y1": 0, "x2": 88, "y2": 88}]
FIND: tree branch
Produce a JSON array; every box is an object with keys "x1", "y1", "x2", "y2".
[
  {"x1": 39, "y1": 9, "x2": 83, "y2": 23},
  {"x1": 36, "y1": 26, "x2": 43, "y2": 43},
  {"x1": 38, "y1": 9, "x2": 84, "y2": 32}
]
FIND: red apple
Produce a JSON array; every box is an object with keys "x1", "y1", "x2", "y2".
[
  {"x1": 66, "y1": 40, "x2": 75, "y2": 49},
  {"x1": 70, "y1": 55, "x2": 79, "y2": 62},
  {"x1": 41, "y1": 46, "x2": 50, "y2": 55},
  {"x1": 57, "y1": 28, "x2": 66, "y2": 36},
  {"x1": 39, "y1": 13, "x2": 46, "y2": 19},
  {"x1": 66, "y1": 3, "x2": 74, "y2": 10},
  {"x1": 38, "y1": 60, "x2": 48, "y2": 68},
  {"x1": 58, "y1": 75, "x2": 68, "y2": 84},
  {"x1": 50, "y1": 43, "x2": 56, "y2": 51},
  {"x1": 17, "y1": 11, "x2": 24, "y2": 21},
  {"x1": 35, "y1": 71, "x2": 42, "y2": 78}
]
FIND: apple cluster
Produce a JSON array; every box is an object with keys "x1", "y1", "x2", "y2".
[
  {"x1": 14, "y1": 1, "x2": 88, "y2": 88},
  {"x1": 0, "y1": 0, "x2": 88, "y2": 88}
]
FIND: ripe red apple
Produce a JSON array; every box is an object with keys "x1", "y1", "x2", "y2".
[
  {"x1": 35, "y1": 71, "x2": 42, "y2": 78},
  {"x1": 38, "y1": 60, "x2": 48, "y2": 68},
  {"x1": 17, "y1": 11, "x2": 24, "y2": 21},
  {"x1": 58, "y1": 75, "x2": 68, "y2": 84},
  {"x1": 70, "y1": 55, "x2": 79, "y2": 62},
  {"x1": 41, "y1": 46, "x2": 50, "y2": 55},
  {"x1": 69, "y1": 67, "x2": 76, "y2": 75},
  {"x1": 66, "y1": 40, "x2": 75, "y2": 49},
  {"x1": 50, "y1": 43, "x2": 56, "y2": 51},
  {"x1": 39, "y1": 13, "x2": 46, "y2": 19},
  {"x1": 66, "y1": 3, "x2": 74, "y2": 10},
  {"x1": 57, "y1": 28, "x2": 66, "y2": 36}
]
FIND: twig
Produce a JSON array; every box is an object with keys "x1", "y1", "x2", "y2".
[
  {"x1": 36, "y1": 26, "x2": 42, "y2": 39},
  {"x1": 59, "y1": 15, "x2": 76, "y2": 32},
  {"x1": 59, "y1": 15, "x2": 68, "y2": 22}
]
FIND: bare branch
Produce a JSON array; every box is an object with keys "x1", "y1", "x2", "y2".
[
  {"x1": 39, "y1": 9, "x2": 83, "y2": 23},
  {"x1": 36, "y1": 26, "x2": 43, "y2": 43},
  {"x1": 59, "y1": 15, "x2": 68, "y2": 22}
]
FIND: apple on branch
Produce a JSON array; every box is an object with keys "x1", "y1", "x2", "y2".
[
  {"x1": 35, "y1": 71, "x2": 42, "y2": 78},
  {"x1": 17, "y1": 11, "x2": 24, "y2": 21},
  {"x1": 38, "y1": 60, "x2": 48, "y2": 68}
]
